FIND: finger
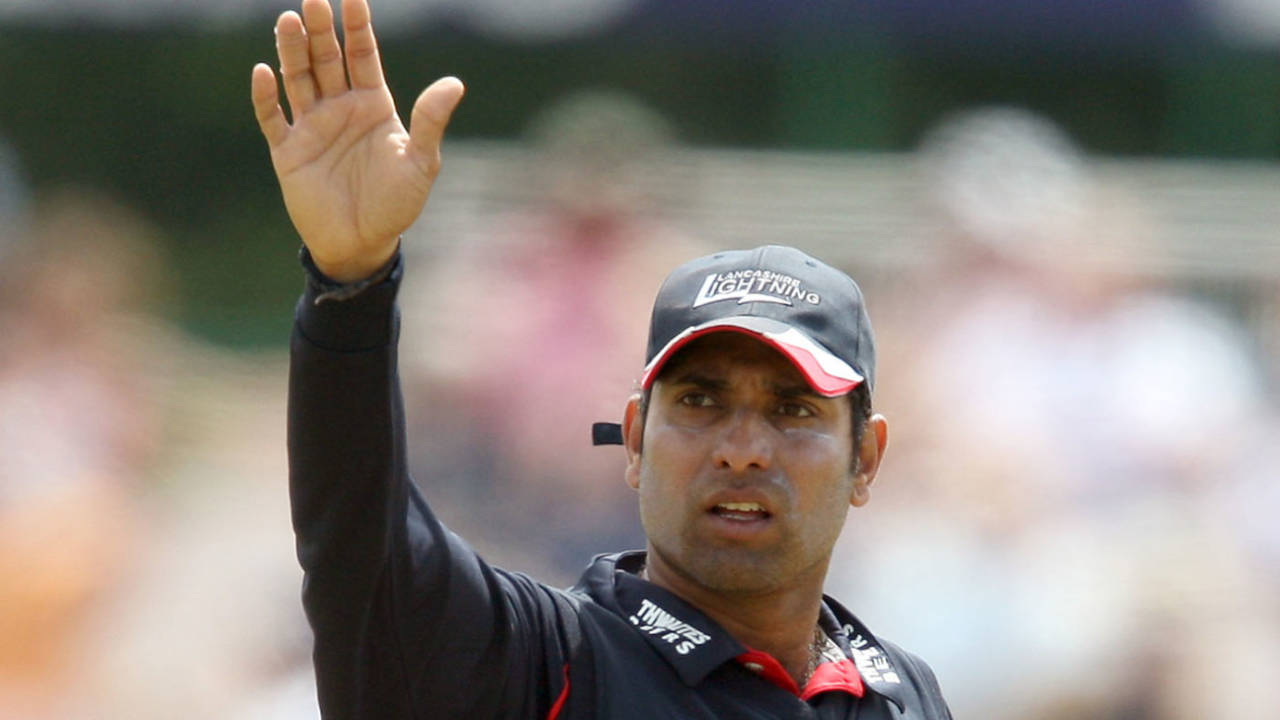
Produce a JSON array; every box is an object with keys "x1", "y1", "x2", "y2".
[
  {"x1": 340, "y1": 0, "x2": 386, "y2": 90},
  {"x1": 275, "y1": 10, "x2": 317, "y2": 115},
  {"x1": 301, "y1": 0, "x2": 347, "y2": 99},
  {"x1": 251, "y1": 63, "x2": 290, "y2": 148},
  {"x1": 408, "y1": 77, "x2": 466, "y2": 172}
]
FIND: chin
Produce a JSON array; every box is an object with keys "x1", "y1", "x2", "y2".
[{"x1": 678, "y1": 548, "x2": 794, "y2": 596}]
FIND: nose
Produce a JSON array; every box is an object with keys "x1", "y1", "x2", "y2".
[{"x1": 712, "y1": 409, "x2": 773, "y2": 473}]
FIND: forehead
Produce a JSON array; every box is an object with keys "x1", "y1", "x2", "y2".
[{"x1": 655, "y1": 332, "x2": 812, "y2": 389}]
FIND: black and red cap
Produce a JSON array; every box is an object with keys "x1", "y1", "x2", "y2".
[{"x1": 593, "y1": 245, "x2": 875, "y2": 446}]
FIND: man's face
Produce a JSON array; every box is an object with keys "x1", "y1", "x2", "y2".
[{"x1": 624, "y1": 332, "x2": 878, "y2": 595}]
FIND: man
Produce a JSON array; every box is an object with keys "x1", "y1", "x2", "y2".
[{"x1": 252, "y1": 1, "x2": 953, "y2": 717}]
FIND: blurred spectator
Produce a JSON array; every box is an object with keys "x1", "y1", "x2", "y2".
[
  {"x1": 76, "y1": 347, "x2": 313, "y2": 720},
  {"x1": 400, "y1": 90, "x2": 708, "y2": 585},
  {"x1": 0, "y1": 188, "x2": 313, "y2": 719},
  {"x1": 0, "y1": 188, "x2": 170, "y2": 717},
  {"x1": 827, "y1": 107, "x2": 1280, "y2": 720}
]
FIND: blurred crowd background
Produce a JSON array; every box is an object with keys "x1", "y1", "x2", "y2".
[{"x1": 1, "y1": 1, "x2": 1278, "y2": 718}]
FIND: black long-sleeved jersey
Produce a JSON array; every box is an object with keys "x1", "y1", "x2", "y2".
[{"x1": 287, "y1": 251, "x2": 953, "y2": 719}]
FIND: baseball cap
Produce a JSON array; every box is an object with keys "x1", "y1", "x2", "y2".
[{"x1": 593, "y1": 245, "x2": 875, "y2": 446}]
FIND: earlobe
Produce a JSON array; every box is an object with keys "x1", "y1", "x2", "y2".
[
  {"x1": 622, "y1": 394, "x2": 644, "y2": 490},
  {"x1": 850, "y1": 479, "x2": 871, "y2": 507},
  {"x1": 850, "y1": 414, "x2": 888, "y2": 508}
]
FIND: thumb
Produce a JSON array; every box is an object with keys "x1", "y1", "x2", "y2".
[{"x1": 408, "y1": 76, "x2": 465, "y2": 168}]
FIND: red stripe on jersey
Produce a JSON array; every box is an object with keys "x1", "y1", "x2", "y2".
[{"x1": 546, "y1": 664, "x2": 570, "y2": 720}]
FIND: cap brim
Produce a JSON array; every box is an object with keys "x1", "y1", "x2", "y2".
[{"x1": 640, "y1": 316, "x2": 864, "y2": 398}]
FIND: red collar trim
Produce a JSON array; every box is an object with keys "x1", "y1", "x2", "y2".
[
  {"x1": 734, "y1": 650, "x2": 865, "y2": 700},
  {"x1": 802, "y1": 656, "x2": 865, "y2": 701}
]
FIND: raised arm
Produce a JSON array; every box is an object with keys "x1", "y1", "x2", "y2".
[
  {"x1": 256, "y1": 5, "x2": 579, "y2": 718},
  {"x1": 251, "y1": 0, "x2": 463, "y2": 282}
]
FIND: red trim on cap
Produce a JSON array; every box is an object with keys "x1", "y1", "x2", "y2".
[
  {"x1": 782, "y1": 342, "x2": 860, "y2": 397},
  {"x1": 546, "y1": 664, "x2": 570, "y2": 720},
  {"x1": 641, "y1": 325, "x2": 859, "y2": 398}
]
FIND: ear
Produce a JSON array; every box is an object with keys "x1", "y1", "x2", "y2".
[
  {"x1": 850, "y1": 414, "x2": 888, "y2": 508},
  {"x1": 623, "y1": 393, "x2": 644, "y2": 490}
]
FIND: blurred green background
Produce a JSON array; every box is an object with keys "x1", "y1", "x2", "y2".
[{"x1": 1, "y1": 4, "x2": 1276, "y2": 346}]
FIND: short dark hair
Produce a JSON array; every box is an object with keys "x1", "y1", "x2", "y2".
[
  {"x1": 848, "y1": 383, "x2": 872, "y2": 452},
  {"x1": 636, "y1": 382, "x2": 872, "y2": 468}
]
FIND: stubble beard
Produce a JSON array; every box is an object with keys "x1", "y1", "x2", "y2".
[
  {"x1": 636, "y1": 458, "x2": 849, "y2": 598},
  {"x1": 642, "y1": 496, "x2": 819, "y2": 598},
  {"x1": 660, "y1": 536, "x2": 803, "y2": 597}
]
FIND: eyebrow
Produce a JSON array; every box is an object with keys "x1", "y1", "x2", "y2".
[
  {"x1": 666, "y1": 372, "x2": 729, "y2": 392},
  {"x1": 772, "y1": 383, "x2": 822, "y2": 400}
]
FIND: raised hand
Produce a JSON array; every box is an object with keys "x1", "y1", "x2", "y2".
[{"x1": 251, "y1": 0, "x2": 464, "y2": 282}]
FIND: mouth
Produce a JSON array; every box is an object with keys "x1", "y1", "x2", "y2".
[{"x1": 708, "y1": 501, "x2": 772, "y2": 523}]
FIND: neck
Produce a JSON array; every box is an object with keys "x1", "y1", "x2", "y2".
[{"x1": 642, "y1": 547, "x2": 829, "y2": 687}]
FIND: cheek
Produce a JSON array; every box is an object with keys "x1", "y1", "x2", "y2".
[
  {"x1": 782, "y1": 424, "x2": 852, "y2": 456},
  {"x1": 784, "y1": 428, "x2": 855, "y2": 478},
  {"x1": 787, "y1": 439, "x2": 858, "y2": 518},
  {"x1": 797, "y1": 473, "x2": 857, "y2": 553},
  {"x1": 799, "y1": 464, "x2": 854, "y2": 509},
  {"x1": 640, "y1": 423, "x2": 705, "y2": 477},
  {"x1": 634, "y1": 459, "x2": 681, "y2": 546},
  {"x1": 634, "y1": 433, "x2": 704, "y2": 530}
]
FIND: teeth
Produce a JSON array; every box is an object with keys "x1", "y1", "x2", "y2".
[{"x1": 717, "y1": 502, "x2": 765, "y2": 512}]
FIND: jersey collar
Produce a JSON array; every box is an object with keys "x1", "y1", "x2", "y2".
[
  {"x1": 821, "y1": 594, "x2": 910, "y2": 713},
  {"x1": 612, "y1": 560, "x2": 745, "y2": 686},
  {"x1": 581, "y1": 551, "x2": 908, "y2": 710}
]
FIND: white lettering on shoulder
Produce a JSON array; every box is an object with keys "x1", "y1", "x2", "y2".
[{"x1": 629, "y1": 599, "x2": 712, "y2": 655}]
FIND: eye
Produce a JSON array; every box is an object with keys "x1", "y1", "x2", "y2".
[
  {"x1": 776, "y1": 401, "x2": 815, "y2": 418},
  {"x1": 678, "y1": 392, "x2": 717, "y2": 408}
]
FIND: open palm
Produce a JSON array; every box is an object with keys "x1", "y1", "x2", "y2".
[{"x1": 251, "y1": 0, "x2": 464, "y2": 282}]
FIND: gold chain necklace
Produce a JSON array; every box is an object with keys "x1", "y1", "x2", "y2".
[{"x1": 801, "y1": 625, "x2": 827, "y2": 686}]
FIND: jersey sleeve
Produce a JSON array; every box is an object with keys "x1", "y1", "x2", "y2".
[{"x1": 287, "y1": 249, "x2": 577, "y2": 719}]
